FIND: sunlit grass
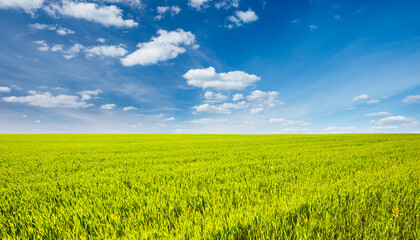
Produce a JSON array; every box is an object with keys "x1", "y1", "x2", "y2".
[{"x1": 0, "y1": 134, "x2": 419, "y2": 239}]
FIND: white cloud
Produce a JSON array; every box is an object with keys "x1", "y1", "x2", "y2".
[
  {"x1": 34, "y1": 120, "x2": 41, "y2": 124},
  {"x1": 269, "y1": 118, "x2": 308, "y2": 126},
  {"x1": 56, "y1": 27, "x2": 75, "y2": 35},
  {"x1": 165, "y1": 117, "x2": 176, "y2": 121},
  {"x1": 369, "y1": 126, "x2": 398, "y2": 131},
  {"x1": 376, "y1": 116, "x2": 418, "y2": 126},
  {"x1": 215, "y1": 0, "x2": 238, "y2": 9},
  {"x1": 85, "y1": 45, "x2": 128, "y2": 58},
  {"x1": 184, "y1": 67, "x2": 260, "y2": 90},
  {"x1": 97, "y1": 38, "x2": 106, "y2": 43},
  {"x1": 247, "y1": 90, "x2": 281, "y2": 107},
  {"x1": 192, "y1": 101, "x2": 247, "y2": 114},
  {"x1": 30, "y1": 23, "x2": 76, "y2": 35},
  {"x1": 0, "y1": 0, "x2": 44, "y2": 13},
  {"x1": 121, "y1": 29, "x2": 197, "y2": 66},
  {"x1": 203, "y1": 91, "x2": 228, "y2": 103},
  {"x1": 0, "y1": 87, "x2": 11, "y2": 93},
  {"x1": 402, "y1": 95, "x2": 420, "y2": 104},
  {"x1": 364, "y1": 112, "x2": 391, "y2": 117},
  {"x1": 250, "y1": 107, "x2": 264, "y2": 115},
  {"x1": 78, "y1": 89, "x2": 102, "y2": 100},
  {"x1": 155, "y1": 5, "x2": 181, "y2": 20},
  {"x1": 100, "y1": 103, "x2": 116, "y2": 110},
  {"x1": 324, "y1": 126, "x2": 357, "y2": 133},
  {"x1": 188, "y1": 0, "x2": 212, "y2": 10},
  {"x1": 232, "y1": 93, "x2": 243, "y2": 101},
  {"x1": 309, "y1": 25, "x2": 318, "y2": 31},
  {"x1": 34, "y1": 40, "x2": 49, "y2": 51},
  {"x1": 123, "y1": 106, "x2": 137, "y2": 111},
  {"x1": 282, "y1": 127, "x2": 309, "y2": 132},
  {"x1": 51, "y1": 44, "x2": 64, "y2": 52},
  {"x1": 291, "y1": 19, "x2": 301, "y2": 23},
  {"x1": 44, "y1": 1, "x2": 138, "y2": 28},
  {"x1": 189, "y1": 118, "x2": 227, "y2": 124},
  {"x1": 352, "y1": 94, "x2": 369, "y2": 101},
  {"x1": 101, "y1": 0, "x2": 143, "y2": 9},
  {"x1": 2, "y1": 91, "x2": 93, "y2": 108},
  {"x1": 367, "y1": 99, "x2": 379, "y2": 104},
  {"x1": 227, "y1": 9, "x2": 258, "y2": 27},
  {"x1": 63, "y1": 43, "x2": 85, "y2": 59}
]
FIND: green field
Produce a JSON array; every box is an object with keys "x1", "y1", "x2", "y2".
[{"x1": 0, "y1": 134, "x2": 419, "y2": 239}]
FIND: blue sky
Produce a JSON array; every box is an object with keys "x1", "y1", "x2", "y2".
[{"x1": 0, "y1": 0, "x2": 419, "y2": 133}]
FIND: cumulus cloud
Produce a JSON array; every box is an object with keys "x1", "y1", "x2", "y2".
[
  {"x1": 0, "y1": 87, "x2": 11, "y2": 93},
  {"x1": 63, "y1": 43, "x2": 85, "y2": 59},
  {"x1": 0, "y1": 0, "x2": 44, "y2": 13},
  {"x1": 155, "y1": 5, "x2": 181, "y2": 20},
  {"x1": 226, "y1": 9, "x2": 258, "y2": 28},
  {"x1": 215, "y1": 0, "x2": 238, "y2": 9},
  {"x1": 203, "y1": 91, "x2": 228, "y2": 103},
  {"x1": 364, "y1": 112, "x2": 391, "y2": 117},
  {"x1": 100, "y1": 103, "x2": 116, "y2": 110},
  {"x1": 282, "y1": 127, "x2": 309, "y2": 132},
  {"x1": 121, "y1": 29, "x2": 197, "y2": 66},
  {"x1": 192, "y1": 101, "x2": 247, "y2": 114},
  {"x1": 30, "y1": 23, "x2": 75, "y2": 35},
  {"x1": 376, "y1": 116, "x2": 418, "y2": 126},
  {"x1": 100, "y1": 0, "x2": 143, "y2": 9},
  {"x1": 247, "y1": 90, "x2": 281, "y2": 107},
  {"x1": 34, "y1": 40, "x2": 49, "y2": 51},
  {"x1": 188, "y1": 0, "x2": 212, "y2": 10},
  {"x1": 269, "y1": 118, "x2": 308, "y2": 126},
  {"x1": 123, "y1": 106, "x2": 137, "y2": 111},
  {"x1": 352, "y1": 94, "x2": 369, "y2": 101},
  {"x1": 44, "y1": 1, "x2": 138, "y2": 28},
  {"x1": 2, "y1": 91, "x2": 93, "y2": 108},
  {"x1": 232, "y1": 93, "x2": 243, "y2": 101},
  {"x1": 402, "y1": 95, "x2": 420, "y2": 104},
  {"x1": 184, "y1": 67, "x2": 260, "y2": 90},
  {"x1": 85, "y1": 45, "x2": 128, "y2": 58}
]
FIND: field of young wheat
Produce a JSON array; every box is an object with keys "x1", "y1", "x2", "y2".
[{"x1": 0, "y1": 134, "x2": 419, "y2": 239}]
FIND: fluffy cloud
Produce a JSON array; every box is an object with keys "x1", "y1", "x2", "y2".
[
  {"x1": 85, "y1": 45, "x2": 128, "y2": 58},
  {"x1": 30, "y1": 23, "x2": 75, "y2": 35},
  {"x1": 215, "y1": 0, "x2": 238, "y2": 9},
  {"x1": 100, "y1": 103, "x2": 116, "y2": 110},
  {"x1": 247, "y1": 90, "x2": 281, "y2": 108},
  {"x1": 0, "y1": 87, "x2": 11, "y2": 92},
  {"x1": 402, "y1": 95, "x2": 420, "y2": 104},
  {"x1": 184, "y1": 67, "x2": 260, "y2": 90},
  {"x1": 352, "y1": 94, "x2": 369, "y2": 101},
  {"x1": 165, "y1": 117, "x2": 176, "y2": 121},
  {"x1": 34, "y1": 40, "x2": 49, "y2": 51},
  {"x1": 188, "y1": 0, "x2": 212, "y2": 10},
  {"x1": 101, "y1": 0, "x2": 143, "y2": 9},
  {"x1": 44, "y1": 1, "x2": 138, "y2": 28},
  {"x1": 63, "y1": 43, "x2": 85, "y2": 59},
  {"x1": 282, "y1": 127, "x2": 309, "y2": 132},
  {"x1": 226, "y1": 9, "x2": 258, "y2": 28},
  {"x1": 0, "y1": 0, "x2": 44, "y2": 13},
  {"x1": 155, "y1": 5, "x2": 181, "y2": 20},
  {"x1": 232, "y1": 93, "x2": 243, "y2": 101},
  {"x1": 364, "y1": 112, "x2": 391, "y2": 117},
  {"x1": 123, "y1": 106, "x2": 137, "y2": 111},
  {"x1": 2, "y1": 91, "x2": 93, "y2": 108},
  {"x1": 121, "y1": 29, "x2": 197, "y2": 66},
  {"x1": 192, "y1": 101, "x2": 247, "y2": 114},
  {"x1": 203, "y1": 91, "x2": 228, "y2": 103},
  {"x1": 376, "y1": 116, "x2": 418, "y2": 126},
  {"x1": 269, "y1": 118, "x2": 308, "y2": 126}
]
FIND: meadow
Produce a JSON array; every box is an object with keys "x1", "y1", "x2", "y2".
[{"x1": 0, "y1": 134, "x2": 419, "y2": 239}]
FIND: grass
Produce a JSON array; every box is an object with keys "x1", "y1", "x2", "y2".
[{"x1": 0, "y1": 134, "x2": 419, "y2": 239}]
